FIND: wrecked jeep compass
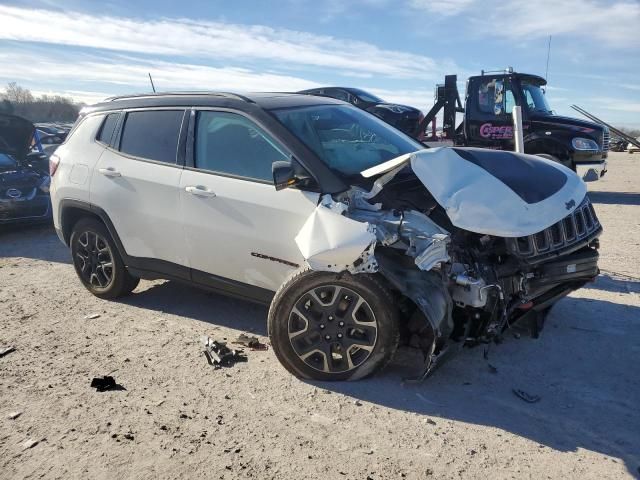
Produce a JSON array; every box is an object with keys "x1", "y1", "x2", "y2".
[{"x1": 50, "y1": 92, "x2": 601, "y2": 381}]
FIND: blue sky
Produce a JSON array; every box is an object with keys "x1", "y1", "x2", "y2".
[{"x1": 0, "y1": 0, "x2": 639, "y2": 128}]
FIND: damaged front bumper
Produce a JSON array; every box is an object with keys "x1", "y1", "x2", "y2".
[{"x1": 292, "y1": 148, "x2": 602, "y2": 380}]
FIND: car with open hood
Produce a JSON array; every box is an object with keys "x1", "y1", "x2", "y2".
[
  {"x1": 50, "y1": 92, "x2": 600, "y2": 381},
  {"x1": 0, "y1": 114, "x2": 51, "y2": 225}
]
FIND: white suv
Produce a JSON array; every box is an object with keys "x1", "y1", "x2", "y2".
[{"x1": 50, "y1": 92, "x2": 602, "y2": 381}]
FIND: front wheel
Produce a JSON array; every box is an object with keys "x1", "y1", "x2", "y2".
[
  {"x1": 70, "y1": 218, "x2": 139, "y2": 299},
  {"x1": 268, "y1": 269, "x2": 399, "y2": 381}
]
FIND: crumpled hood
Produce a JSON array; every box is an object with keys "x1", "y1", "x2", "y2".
[
  {"x1": 361, "y1": 147, "x2": 587, "y2": 238},
  {"x1": 0, "y1": 114, "x2": 34, "y2": 161}
]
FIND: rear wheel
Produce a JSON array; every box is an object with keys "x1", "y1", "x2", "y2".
[
  {"x1": 268, "y1": 269, "x2": 399, "y2": 381},
  {"x1": 70, "y1": 218, "x2": 139, "y2": 299}
]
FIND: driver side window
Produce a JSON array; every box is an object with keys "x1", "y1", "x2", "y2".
[{"x1": 195, "y1": 111, "x2": 289, "y2": 182}]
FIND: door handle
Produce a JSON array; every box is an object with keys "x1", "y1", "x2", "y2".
[
  {"x1": 185, "y1": 185, "x2": 216, "y2": 198},
  {"x1": 98, "y1": 167, "x2": 122, "y2": 178}
]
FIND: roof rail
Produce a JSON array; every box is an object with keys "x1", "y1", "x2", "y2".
[{"x1": 104, "y1": 91, "x2": 255, "y2": 103}]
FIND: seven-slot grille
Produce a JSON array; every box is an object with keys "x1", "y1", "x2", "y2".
[{"x1": 506, "y1": 196, "x2": 601, "y2": 259}]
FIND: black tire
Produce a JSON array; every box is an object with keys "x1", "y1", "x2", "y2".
[
  {"x1": 70, "y1": 218, "x2": 139, "y2": 299},
  {"x1": 268, "y1": 268, "x2": 399, "y2": 381}
]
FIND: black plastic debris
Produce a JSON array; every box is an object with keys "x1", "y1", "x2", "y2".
[
  {"x1": 90, "y1": 376, "x2": 126, "y2": 392},
  {"x1": 233, "y1": 333, "x2": 268, "y2": 351},
  {"x1": 512, "y1": 388, "x2": 541, "y2": 403},
  {"x1": 201, "y1": 336, "x2": 247, "y2": 368},
  {"x1": 0, "y1": 346, "x2": 16, "y2": 358}
]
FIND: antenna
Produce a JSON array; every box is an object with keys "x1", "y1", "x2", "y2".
[
  {"x1": 148, "y1": 73, "x2": 156, "y2": 93},
  {"x1": 545, "y1": 36, "x2": 552, "y2": 82}
]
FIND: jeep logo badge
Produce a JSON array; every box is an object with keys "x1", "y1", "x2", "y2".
[
  {"x1": 6, "y1": 188, "x2": 21, "y2": 199},
  {"x1": 565, "y1": 199, "x2": 575, "y2": 210}
]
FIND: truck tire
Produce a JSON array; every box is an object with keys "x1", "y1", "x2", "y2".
[
  {"x1": 70, "y1": 218, "x2": 140, "y2": 299},
  {"x1": 268, "y1": 268, "x2": 399, "y2": 381}
]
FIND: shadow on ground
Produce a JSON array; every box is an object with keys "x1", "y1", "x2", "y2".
[
  {"x1": 310, "y1": 295, "x2": 640, "y2": 476},
  {"x1": 124, "y1": 277, "x2": 640, "y2": 476},
  {"x1": 588, "y1": 191, "x2": 640, "y2": 206},
  {"x1": 121, "y1": 280, "x2": 269, "y2": 336},
  {"x1": 0, "y1": 223, "x2": 71, "y2": 264}
]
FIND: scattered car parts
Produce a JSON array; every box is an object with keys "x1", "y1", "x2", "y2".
[{"x1": 201, "y1": 336, "x2": 248, "y2": 368}]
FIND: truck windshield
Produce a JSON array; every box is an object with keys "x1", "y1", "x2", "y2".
[
  {"x1": 521, "y1": 81, "x2": 553, "y2": 114},
  {"x1": 271, "y1": 104, "x2": 422, "y2": 175}
]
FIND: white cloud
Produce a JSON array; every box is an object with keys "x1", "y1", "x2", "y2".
[
  {"x1": 0, "y1": 5, "x2": 458, "y2": 80},
  {"x1": 408, "y1": 0, "x2": 639, "y2": 48},
  {"x1": 409, "y1": 0, "x2": 476, "y2": 16},
  {"x1": 0, "y1": 50, "x2": 322, "y2": 102}
]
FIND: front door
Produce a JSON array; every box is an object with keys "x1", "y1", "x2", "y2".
[{"x1": 180, "y1": 109, "x2": 320, "y2": 293}]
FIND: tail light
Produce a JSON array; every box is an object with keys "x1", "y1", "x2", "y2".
[{"x1": 49, "y1": 153, "x2": 60, "y2": 176}]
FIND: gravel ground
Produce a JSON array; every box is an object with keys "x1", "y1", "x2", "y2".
[{"x1": 1, "y1": 152, "x2": 639, "y2": 480}]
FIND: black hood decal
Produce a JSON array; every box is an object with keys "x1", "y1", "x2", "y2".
[{"x1": 451, "y1": 148, "x2": 568, "y2": 204}]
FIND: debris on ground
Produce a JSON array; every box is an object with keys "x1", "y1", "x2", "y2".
[
  {"x1": 488, "y1": 363, "x2": 498, "y2": 374},
  {"x1": 201, "y1": 336, "x2": 247, "y2": 368},
  {"x1": 22, "y1": 439, "x2": 41, "y2": 450},
  {"x1": 0, "y1": 346, "x2": 16, "y2": 357},
  {"x1": 84, "y1": 313, "x2": 101, "y2": 320},
  {"x1": 233, "y1": 333, "x2": 268, "y2": 350},
  {"x1": 90, "y1": 376, "x2": 126, "y2": 392},
  {"x1": 8, "y1": 411, "x2": 23, "y2": 420},
  {"x1": 512, "y1": 388, "x2": 541, "y2": 403}
]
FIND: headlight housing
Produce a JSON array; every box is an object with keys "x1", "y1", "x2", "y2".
[{"x1": 572, "y1": 137, "x2": 599, "y2": 151}]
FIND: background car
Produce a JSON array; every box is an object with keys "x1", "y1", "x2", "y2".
[
  {"x1": 298, "y1": 87, "x2": 425, "y2": 140},
  {"x1": 0, "y1": 114, "x2": 52, "y2": 225}
]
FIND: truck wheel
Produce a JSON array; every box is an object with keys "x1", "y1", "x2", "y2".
[
  {"x1": 70, "y1": 218, "x2": 140, "y2": 299},
  {"x1": 268, "y1": 269, "x2": 399, "y2": 381}
]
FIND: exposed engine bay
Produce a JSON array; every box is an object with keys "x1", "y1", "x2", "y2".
[{"x1": 294, "y1": 148, "x2": 602, "y2": 379}]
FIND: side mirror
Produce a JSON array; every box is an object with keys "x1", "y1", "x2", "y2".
[{"x1": 272, "y1": 158, "x2": 312, "y2": 191}]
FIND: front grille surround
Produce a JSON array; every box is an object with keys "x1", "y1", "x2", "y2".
[{"x1": 506, "y1": 196, "x2": 601, "y2": 262}]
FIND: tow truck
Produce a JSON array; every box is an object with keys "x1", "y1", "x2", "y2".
[{"x1": 421, "y1": 68, "x2": 609, "y2": 181}]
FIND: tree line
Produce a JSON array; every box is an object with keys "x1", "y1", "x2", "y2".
[{"x1": 0, "y1": 82, "x2": 82, "y2": 123}]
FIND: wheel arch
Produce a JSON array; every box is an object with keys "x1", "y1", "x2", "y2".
[{"x1": 59, "y1": 199, "x2": 128, "y2": 261}]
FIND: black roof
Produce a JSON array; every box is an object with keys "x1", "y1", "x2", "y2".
[{"x1": 83, "y1": 91, "x2": 343, "y2": 115}]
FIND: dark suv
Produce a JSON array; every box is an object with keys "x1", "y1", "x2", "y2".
[{"x1": 298, "y1": 87, "x2": 425, "y2": 140}]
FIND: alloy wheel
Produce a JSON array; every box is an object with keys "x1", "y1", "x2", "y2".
[
  {"x1": 75, "y1": 231, "x2": 114, "y2": 288},
  {"x1": 288, "y1": 285, "x2": 378, "y2": 373}
]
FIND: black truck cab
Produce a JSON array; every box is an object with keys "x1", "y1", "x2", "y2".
[{"x1": 460, "y1": 71, "x2": 608, "y2": 181}]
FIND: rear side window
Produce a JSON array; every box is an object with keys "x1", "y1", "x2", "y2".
[
  {"x1": 119, "y1": 110, "x2": 184, "y2": 164},
  {"x1": 194, "y1": 111, "x2": 288, "y2": 181},
  {"x1": 96, "y1": 113, "x2": 120, "y2": 145}
]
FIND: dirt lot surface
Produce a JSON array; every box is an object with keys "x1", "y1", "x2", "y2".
[{"x1": 1, "y1": 152, "x2": 639, "y2": 479}]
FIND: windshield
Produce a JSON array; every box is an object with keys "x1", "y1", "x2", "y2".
[
  {"x1": 0, "y1": 153, "x2": 18, "y2": 169},
  {"x1": 521, "y1": 81, "x2": 552, "y2": 114},
  {"x1": 348, "y1": 88, "x2": 384, "y2": 103},
  {"x1": 271, "y1": 104, "x2": 422, "y2": 175}
]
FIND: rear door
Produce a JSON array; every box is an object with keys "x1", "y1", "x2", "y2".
[
  {"x1": 90, "y1": 108, "x2": 188, "y2": 269},
  {"x1": 180, "y1": 109, "x2": 320, "y2": 293}
]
